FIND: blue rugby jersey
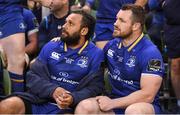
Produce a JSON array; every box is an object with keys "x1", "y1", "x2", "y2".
[
  {"x1": 104, "y1": 33, "x2": 164, "y2": 105},
  {"x1": 22, "y1": 8, "x2": 39, "y2": 45},
  {"x1": 0, "y1": 0, "x2": 22, "y2": 14},
  {"x1": 38, "y1": 40, "x2": 104, "y2": 92},
  {"x1": 96, "y1": 0, "x2": 135, "y2": 22}
]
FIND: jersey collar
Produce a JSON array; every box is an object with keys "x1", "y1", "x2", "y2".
[
  {"x1": 64, "y1": 40, "x2": 89, "y2": 54},
  {"x1": 118, "y1": 33, "x2": 144, "y2": 52}
]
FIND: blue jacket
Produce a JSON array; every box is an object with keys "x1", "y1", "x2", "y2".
[{"x1": 12, "y1": 59, "x2": 104, "y2": 108}]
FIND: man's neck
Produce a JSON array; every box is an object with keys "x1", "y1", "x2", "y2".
[
  {"x1": 68, "y1": 37, "x2": 86, "y2": 49},
  {"x1": 53, "y1": 7, "x2": 69, "y2": 19},
  {"x1": 122, "y1": 32, "x2": 142, "y2": 47}
]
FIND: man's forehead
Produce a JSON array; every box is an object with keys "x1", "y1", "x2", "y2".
[
  {"x1": 117, "y1": 10, "x2": 132, "y2": 17},
  {"x1": 66, "y1": 13, "x2": 82, "y2": 21}
]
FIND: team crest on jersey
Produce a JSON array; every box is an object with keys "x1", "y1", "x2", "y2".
[
  {"x1": 126, "y1": 56, "x2": 136, "y2": 67},
  {"x1": 50, "y1": 52, "x2": 61, "y2": 60},
  {"x1": 147, "y1": 59, "x2": 161, "y2": 72},
  {"x1": 19, "y1": 23, "x2": 25, "y2": 30},
  {"x1": 107, "y1": 49, "x2": 114, "y2": 58},
  {"x1": 77, "y1": 56, "x2": 88, "y2": 68}
]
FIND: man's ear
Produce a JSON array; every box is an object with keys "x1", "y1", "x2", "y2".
[
  {"x1": 132, "y1": 22, "x2": 141, "y2": 31},
  {"x1": 81, "y1": 27, "x2": 88, "y2": 36}
]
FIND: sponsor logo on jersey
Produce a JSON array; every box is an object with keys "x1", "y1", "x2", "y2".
[
  {"x1": 117, "y1": 55, "x2": 123, "y2": 62},
  {"x1": 108, "y1": 71, "x2": 133, "y2": 85},
  {"x1": 107, "y1": 49, "x2": 114, "y2": 58},
  {"x1": 64, "y1": 57, "x2": 74, "y2": 64},
  {"x1": 59, "y1": 72, "x2": 69, "y2": 77},
  {"x1": 50, "y1": 52, "x2": 61, "y2": 60},
  {"x1": 147, "y1": 59, "x2": 161, "y2": 72}
]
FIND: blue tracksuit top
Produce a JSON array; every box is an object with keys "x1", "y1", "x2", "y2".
[{"x1": 0, "y1": 0, "x2": 23, "y2": 14}]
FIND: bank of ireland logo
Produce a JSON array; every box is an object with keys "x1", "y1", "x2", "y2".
[
  {"x1": 126, "y1": 56, "x2": 136, "y2": 67},
  {"x1": 59, "y1": 72, "x2": 69, "y2": 77},
  {"x1": 77, "y1": 57, "x2": 88, "y2": 68}
]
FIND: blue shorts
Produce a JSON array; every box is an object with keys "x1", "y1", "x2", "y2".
[
  {"x1": 92, "y1": 22, "x2": 114, "y2": 42},
  {"x1": 113, "y1": 104, "x2": 162, "y2": 114},
  {"x1": 32, "y1": 102, "x2": 74, "y2": 114},
  {"x1": 0, "y1": 12, "x2": 25, "y2": 39},
  {"x1": 164, "y1": 24, "x2": 180, "y2": 58}
]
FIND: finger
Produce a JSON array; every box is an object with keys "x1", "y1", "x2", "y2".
[
  {"x1": 57, "y1": 95, "x2": 64, "y2": 102},
  {"x1": 96, "y1": 96, "x2": 103, "y2": 100}
]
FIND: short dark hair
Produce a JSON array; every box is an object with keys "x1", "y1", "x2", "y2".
[
  {"x1": 71, "y1": 10, "x2": 96, "y2": 40},
  {"x1": 121, "y1": 4, "x2": 145, "y2": 27}
]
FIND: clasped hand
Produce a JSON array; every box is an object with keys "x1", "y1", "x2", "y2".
[{"x1": 52, "y1": 87, "x2": 73, "y2": 109}]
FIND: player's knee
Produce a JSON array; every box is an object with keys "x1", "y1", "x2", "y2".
[
  {"x1": 75, "y1": 98, "x2": 99, "y2": 114},
  {"x1": 0, "y1": 96, "x2": 25, "y2": 114},
  {"x1": 125, "y1": 103, "x2": 154, "y2": 114}
]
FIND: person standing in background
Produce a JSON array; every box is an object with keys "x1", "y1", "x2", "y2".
[{"x1": 163, "y1": 0, "x2": 180, "y2": 113}]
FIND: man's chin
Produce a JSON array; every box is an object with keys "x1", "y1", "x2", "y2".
[{"x1": 113, "y1": 33, "x2": 119, "y2": 38}]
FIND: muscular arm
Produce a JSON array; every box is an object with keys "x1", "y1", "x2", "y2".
[
  {"x1": 135, "y1": 0, "x2": 148, "y2": 7},
  {"x1": 97, "y1": 74, "x2": 162, "y2": 111},
  {"x1": 25, "y1": 32, "x2": 38, "y2": 56},
  {"x1": 112, "y1": 75, "x2": 162, "y2": 109}
]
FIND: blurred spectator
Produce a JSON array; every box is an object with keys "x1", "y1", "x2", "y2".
[
  {"x1": 28, "y1": 0, "x2": 42, "y2": 24},
  {"x1": 163, "y1": 0, "x2": 180, "y2": 113},
  {"x1": 38, "y1": 0, "x2": 70, "y2": 51},
  {"x1": 146, "y1": 0, "x2": 165, "y2": 52}
]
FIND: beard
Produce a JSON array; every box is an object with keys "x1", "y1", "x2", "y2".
[
  {"x1": 113, "y1": 28, "x2": 132, "y2": 39},
  {"x1": 61, "y1": 30, "x2": 80, "y2": 46}
]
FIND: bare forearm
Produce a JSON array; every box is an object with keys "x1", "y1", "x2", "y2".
[
  {"x1": 25, "y1": 43, "x2": 37, "y2": 56},
  {"x1": 112, "y1": 90, "x2": 154, "y2": 109},
  {"x1": 135, "y1": 0, "x2": 148, "y2": 7}
]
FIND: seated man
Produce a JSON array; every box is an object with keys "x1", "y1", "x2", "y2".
[
  {"x1": 0, "y1": 10, "x2": 104, "y2": 114},
  {"x1": 75, "y1": 4, "x2": 164, "y2": 114}
]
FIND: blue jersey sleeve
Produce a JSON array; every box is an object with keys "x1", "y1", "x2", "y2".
[
  {"x1": 38, "y1": 41, "x2": 56, "y2": 64},
  {"x1": 86, "y1": 0, "x2": 95, "y2": 7},
  {"x1": 89, "y1": 48, "x2": 104, "y2": 74},
  {"x1": 139, "y1": 47, "x2": 164, "y2": 77},
  {"x1": 38, "y1": 17, "x2": 49, "y2": 50},
  {"x1": 23, "y1": 9, "x2": 39, "y2": 35}
]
